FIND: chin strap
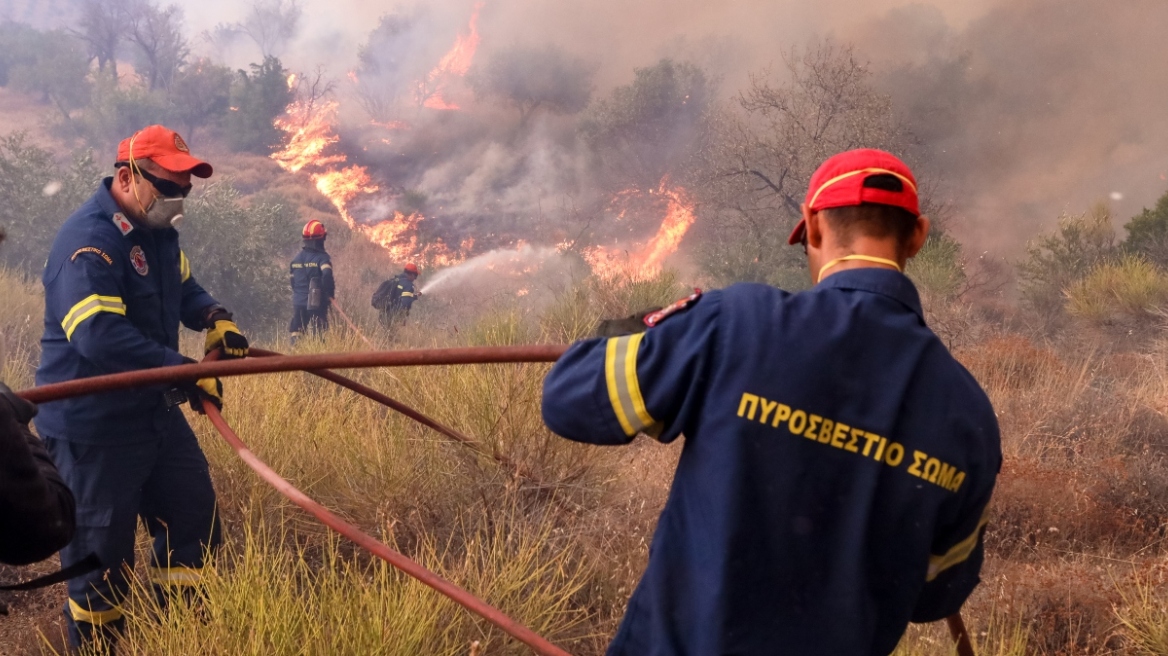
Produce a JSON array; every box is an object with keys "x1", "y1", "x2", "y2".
[{"x1": 817, "y1": 254, "x2": 901, "y2": 283}]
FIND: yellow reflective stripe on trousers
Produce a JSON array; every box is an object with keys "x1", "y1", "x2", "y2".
[
  {"x1": 926, "y1": 506, "x2": 991, "y2": 581},
  {"x1": 62, "y1": 294, "x2": 126, "y2": 340},
  {"x1": 604, "y1": 333, "x2": 655, "y2": 436},
  {"x1": 179, "y1": 251, "x2": 191, "y2": 282},
  {"x1": 149, "y1": 565, "x2": 205, "y2": 586},
  {"x1": 69, "y1": 598, "x2": 123, "y2": 625}
]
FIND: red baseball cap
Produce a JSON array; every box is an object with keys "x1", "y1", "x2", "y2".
[
  {"x1": 787, "y1": 148, "x2": 919, "y2": 246},
  {"x1": 116, "y1": 125, "x2": 213, "y2": 178}
]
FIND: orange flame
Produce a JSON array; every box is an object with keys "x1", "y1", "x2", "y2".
[
  {"x1": 419, "y1": 2, "x2": 484, "y2": 110},
  {"x1": 585, "y1": 179, "x2": 697, "y2": 280},
  {"x1": 271, "y1": 97, "x2": 461, "y2": 266}
]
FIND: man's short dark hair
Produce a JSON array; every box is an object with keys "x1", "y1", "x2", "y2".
[{"x1": 820, "y1": 174, "x2": 918, "y2": 252}]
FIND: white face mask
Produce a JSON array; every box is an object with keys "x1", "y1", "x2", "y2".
[
  {"x1": 131, "y1": 172, "x2": 184, "y2": 230},
  {"x1": 142, "y1": 194, "x2": 184, "y2": 229}
]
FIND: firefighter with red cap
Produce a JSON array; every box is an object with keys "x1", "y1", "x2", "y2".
[
  {"x1": 289, "y1": 219, "x2": 335, "y2": 344},
  {"x1": 35, "y1": 125, "x2": 247, "y2": 650},
  {"x1": 542, "y1": 148, "x2": 1001, "y2": 655},
  {"x1": 371, "y1": 263, "x2": 420, "y2": 329}
]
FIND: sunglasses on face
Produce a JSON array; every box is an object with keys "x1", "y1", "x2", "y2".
[{"x1": 117, "y1": 162, "x2": 193, "y2": 198}]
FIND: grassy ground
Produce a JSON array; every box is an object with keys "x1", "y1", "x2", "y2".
[{"x1": 2, "y1": 264, "x2": 1168, "y2": 655}]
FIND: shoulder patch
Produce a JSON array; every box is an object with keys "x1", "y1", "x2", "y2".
[
  {"x1": 129, "y1": 245, "x2": 149, "y2": 276},
  {"x1": 643, "y1": 289, "x2": 703, "y2": 328},
  {"x1": 112, "y1": 213, "x2": 134, "y2": 236},
  {"x1": 71, "y1": 246, "x2": 113, "y2": 265}
]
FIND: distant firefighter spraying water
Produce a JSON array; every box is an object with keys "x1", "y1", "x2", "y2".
[
  {"x1": 372, "y1": 263, "x2": 420, "y2": 330},
  {"x1": 290, "y1": 220, "x2": 336, "y2": 344}
]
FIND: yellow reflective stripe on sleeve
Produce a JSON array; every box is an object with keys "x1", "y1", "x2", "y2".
[
  {"x1": 926, "y1": 506, "x2": 991, "y2": 582},
  {"x1": 604, "y1": 334, "x2": 656, "y2": 436},
  {"x1": 68, "y1": 598, "x2": 123, "y2": 625},
  {"x1": 62, "y1": 294, "x2": 126, "y2": 340},
  {"x1": 149, "y1": 566, "x2": 205, "y2": 586},
  {"x1": 179, "y1": 251, "x2": 191, "y2": 282},
  {"x1": 320, "y1": 263, "x2": 332, "y2": 270},
  {"x1": 401, "y1": 292, "x2": 415, "y2": 297}
]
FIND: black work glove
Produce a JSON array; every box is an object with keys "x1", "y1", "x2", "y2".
[
  {"x1": 0, "y1": 382, "x2": 76, "y2": 565},
  {"x1": 203, "y1": 307, "x2": 249, "y2": 359},
  {"x1": 181, "y1": 357, "x2": 224, "y2": 414},
  {"x1": 594, "y1": 308, "x2": 661, "y2": 338}
]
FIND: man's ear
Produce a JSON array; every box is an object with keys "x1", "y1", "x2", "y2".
[
  {"x1": 114, "y1": 166, "x2": 133, "y2": 191},
  {"x1": 805, "y1": 204, "x2": 824, "y2": 249},
  {"x1": 905, "y1": 215, "x2": 932, "y2": 259}
]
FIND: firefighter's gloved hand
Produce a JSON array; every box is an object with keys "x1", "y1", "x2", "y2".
[
  {"x1": 594, "y1": 308, "x2": 661, "y2": 338},
  {"x1": 181, "y1": 358, "x2": 224, "y2": 414},
  {"x1": 204, "y1": 310, "x2": 248, "y2": 359}
]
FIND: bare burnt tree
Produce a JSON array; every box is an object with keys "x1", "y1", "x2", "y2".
[
  {"x1": 240, "y1": 0, "x2": 302, "y2": 58},
  {"x1": 693, "y1": 41, "x2": 911, "y2": 287},
  {"x1": 470, "y1": 45, "x2": 594, "y2": 127},
  {"x1": 73, "y1": 0, "x2": 128, "y2": 78},
  {"x1": 126, "y1": 0, "x2": 188, "y2": 91},
  {"x1": 355, "y1": 10, "x2": 436, "y2": 120}
]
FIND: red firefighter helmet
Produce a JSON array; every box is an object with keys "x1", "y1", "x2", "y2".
[
  {"x1": 302, "y1": 220, "x2": 327, "y2": 239},
  {"x1": 403, "y1": 263, "x2": 419, "y2": 275}
]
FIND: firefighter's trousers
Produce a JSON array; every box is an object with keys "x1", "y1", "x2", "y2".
[{"x1": 44, "y1": 411, "x2": 221, "y2": 649}]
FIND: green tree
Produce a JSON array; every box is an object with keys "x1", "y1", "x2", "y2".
[
  {"x1": 73, "y1": 0, "x2": 130, "y2": 77},
  {"x1": 0, "y1": 133, "x2": 102, "y2": 273},
  {"x1": 470, "y1": 45, "x2": 594, "y2": 127},
  {"x1": 1121, "y1": 188, "x2": 1168, "y2": 268},
  {"x1": 225, "y1": 56, "x2": 294, "y2": 154},
  {"x1": 580, "y1": 59, "x2": 715, "y2": 190},
  {"x1": 76, "y1": 71, "x2": 172, "y2": 151},
  {"x1": 179, "y1": 181, "x2": 298, "y2": 327},
  {"x1": 4, "y1": 29, "x2": 91, "y2": 124},
  {"x1": 169, "y1": 59, "x2": 233, "y2": 141},
  {"x1": 126, "y1": 0, "x2": 188, "y2": 91},
  {"x1": 1017, "y1": 203, "x2": 1117, "y2": 318}
]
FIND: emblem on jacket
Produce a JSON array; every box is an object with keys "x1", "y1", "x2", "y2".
[
  {"x1": 112, "y1": 212, "x2": 134, "y2": 236},
  {"x1": 130, "y1": 246, "x2": 149, "y2": 276}
]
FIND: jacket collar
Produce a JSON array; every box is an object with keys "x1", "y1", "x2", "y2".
[
  {"x1": 96, "y1": 177, "x2": 122, "y2": 218},
  {"x1": 817, "y1": 268, "x2": 924, "y2": 322}
]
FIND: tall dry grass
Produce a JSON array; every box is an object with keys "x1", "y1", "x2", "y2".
[{"x1": 5, "y1": 266, "x2": 1168, "y2": 654}]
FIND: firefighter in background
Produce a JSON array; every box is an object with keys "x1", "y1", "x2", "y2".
[
  {"x1": 35, "y1": 125, "x2": 247, "y2": 650},
  {"x1": 289, "y1": 220, "x2": 335, "y2": 345},
  {"x1": 542, "y1": 149, "x2": 1001, "y2": 655},
  {"x1": 372, "y1": 263, "x2": 419, "y2": 328}
]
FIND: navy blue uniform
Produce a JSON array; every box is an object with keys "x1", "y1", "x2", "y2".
[
  {"x1": 35, "y1": 179, "x2": 222, "y2": 644},
  {"x1": 542, "y1": 269, "x2": 1001, "y2": 656},
  {"x1": 289, "y1": 241, "x2": 334, "y2": 337},
  {"x1": 372, "y1": 273, "x2": 417, "y2": 326}
]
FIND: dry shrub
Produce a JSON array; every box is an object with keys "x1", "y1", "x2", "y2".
[{"x1": 1066, "y1": 255, "x2": 1168, "y2": 324}]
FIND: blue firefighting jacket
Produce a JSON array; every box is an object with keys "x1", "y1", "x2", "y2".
[
  {"x1": 372, "y1": 274, "x2": 416, "y2": 312},
  {"x1": 290, "y1": 240, "x2": 334, "y2": 307},
  {"x1": 35, "y1": 179, "x2": 219, "y2": 444},
  {"x1": 542, "y1": 269, "x2": 1001, "y2": 656}
]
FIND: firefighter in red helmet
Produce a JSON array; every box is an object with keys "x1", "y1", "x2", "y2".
[
  {"x1": 371, "y1": 263, "x2": 420, "y2": 330},
  {"x1": 289, "y1": 220, "x2": 335, "y2": 345}
]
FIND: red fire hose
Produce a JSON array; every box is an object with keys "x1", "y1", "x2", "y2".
[{"x1": 19, "y1": 345, "x2": 974, "y2": 655}]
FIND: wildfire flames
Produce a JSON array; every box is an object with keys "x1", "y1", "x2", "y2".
[
  {"x1": 420, "y1": 1, "x2": 484, "y2": 110},
  {"x1": 585, "y1": 180, "x2": 697, "y2": 280},
  {"x1": 271, "y1": 100, "x2": 461, "y2": 266},
  {"x1": 269, "y1": 1, "x2": 695, "y2": 282}
]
